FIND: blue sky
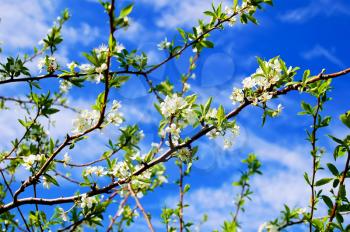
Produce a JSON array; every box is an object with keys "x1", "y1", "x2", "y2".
[{"x1": 0, "y1": 0, "x2": 350, "y2": 231}]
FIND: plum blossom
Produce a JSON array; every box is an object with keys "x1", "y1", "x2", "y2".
[
  {"x1": 258, "y1": 222, "x2": 278, "y2": 232},
  {"x1": 272, "y1": 104, "x2": 283, "y2": 117},
  {"x1": 116, "y1": 42, "x2": 125, "y2": 53},
  {"x1": 66, "y1": 61, "x2": 78, "y2": 71},
  {"x1": 57, "y1": 208, "x2": 68, "y2": 221},
  {"x1": 230, "y1": 88, "x2": 244, "y2": 104},
  {"x1": 38, "y1": 56, "x2": 58, "y2": 73},
  {"x1": 160, "y1": 94, "x2": 188, "y2": 117},
  {"x1": 59, "y1": 80, "x2": 72, "y2": 93},
  {"x1": 79, "y1": 63, "x2": 93, "y2": 73},
  {"x1": 107, "y1": 100, "x2": 123, "y2": 126},
  {"x1": 80, "y1": 194, "x2": 97, "y2": 209},
  {"x1": 63, "y1": 153, "x2": 70, "y2": 166},
  {"x1": 72, "y1": 109, "x2": 100, "y2": 134},
  {"x1": 158, "y1": 38, "x2": 171, "y2": 50},
  {"x1": 84, "y1": 166, "x2": 107, "y2": 177},
  {"x1": 22, "y1": 154, "x2": 45, "y2": 169},
  {"x1": 42, "y1": 176, "x2": 50, "y2": 189},
  {"x1": 95, "y1": 63, "x2": 108, "y2": 83}
]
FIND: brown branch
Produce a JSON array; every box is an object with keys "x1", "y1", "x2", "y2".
[
  {"x1": 178, "y1": 162, "x2": 184, "y2": 232},
  {"x1": 0, "y1": 96, "x2": 78, "y2": 112},
  {"x1": 106, "y1": 193, "x2": 130, "y2": 232},
  {"x1": 309, "y1": 96, "x2": 321, "y2": 231},
  {"x1": 326, "y1": 148, "x2": 350, "y2": 230},
  {"x1": 128, "y1": 183, "x2": 155, "y2": 232},
  {"x1": 53, "y1": 171, "x2": 81, "y2": 185},
  {"x1": 232, "y1": 182, "x2": 248, "y2": 224}
]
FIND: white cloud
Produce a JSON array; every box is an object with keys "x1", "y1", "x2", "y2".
[
  {"x1": 280, "y1": 0, "x2": 350, "y2": 23},
  {"x1": 0, "y1": 0, "x2": 57, "y2": 51},
  {"x1": 302, "y1": 45, "x2": 345, "y2": 68},
  {"x1": 139, "y1": 0, "x2": 229, "y2": 29},
  {"x1": 62, "y1": 23, "x2": 101, "y2": 46}
]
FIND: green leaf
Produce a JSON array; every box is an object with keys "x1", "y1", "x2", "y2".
[
  {"x1": 327, "y1": 163, "x2": 339, "y2": 176},
  {"x1": 340, "y1": 111, "x2": 350, "y2": 129},
  {"x1": 321, "y1": 195, "x2": 333, "y2": 209},
  {"x1": 300, "y1": 101, "x2": 313, "y2": 115},
  {"x1": 333, "y1": 145, "x2": 346, "y2": 160},
  {"x1": 119, "y1": 4, "x2": 134, "y2": 18},
  {"x1": 304, "y1": 172, "x2": 311, "y2": 186},
  {"x1": 216, "y1": 105, "x2": 225, "y2": 127},
  {"x1": 204, "y1": 97, "x2": 213, "y2": 115},
  {"x1": 184, "y1": 184, "x2": 190, "y2": 193},
  {"x1": 233, "y1": 0, "x2": 238, "y2": 10},
  {"x1": 201, "y1": 40, "x2": 214, "y2": 48},
  {"x1": 177, "y1": 28, "x2": 187, "y2": 41},
  {"x1": 315, "y1": 178, "x2": 333, "y2": 186}
]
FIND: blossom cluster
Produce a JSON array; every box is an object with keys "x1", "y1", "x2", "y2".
[
  {"x1": 84, "y1": 166, "x2": 107, "y2": 177},
  {"x1": 72, "y1": 100, "x2": 123, "y2": 134},
  {"x1": 22, "y1": 154, "x2": 45, "y2": 170},
  {"x1": 38, "y1": 56, "x2": 58, "y2": 73},
  {"x1": 230, "y1": 57, "x2": 293, "y2": 106},
  {"x1": 72, "y1": 109, "x2": 100, "y2": 134},
  {"x1": 159, "y1": 94, "x2": 198, "y2": 146},
  {"x1": 106, "y1": 100, "x2": 123, "y2": 126},
  {"x1": 80, "y1": 194, "x2": 98, "y2": 209}
]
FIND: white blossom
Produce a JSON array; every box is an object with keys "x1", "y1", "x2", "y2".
[
  {"x1": 79, "y1": 63, "x2": 93, "y2": 73},
  {"x1": 80, "y1": 194, "x2": 97, "y2": 209},
  {"x1": 111, "y1": 161, "x2": 130, "y2": 178},
  {"x1": 37, "y1": 58, "x2": 46, "y2": 72},
  {"x1": 57, "y1": 207, "x2": 68, "y2": 222},
  {"x1": 207, "y1": 128, "x2": 220, "y2": 139},
  {"x1": 95, "y1": 63, "x2": 108, "y2": 83},
  {"x1": 183, "y1": 108, "x2": 197, "y2": 125},
  {"x1": 107, "y1": 100, "x2": 123, "y2": 126},
  {"x1": 116, "y1": 42, "x2": 125, "y2": 53},
  {"x1": 183, "y1": 83, "x2": 191, "y2": 91},
  {"x1": 158, "y1": 38, "x2": 171, "y2": 50},
  {"x1": 59, "y1": 80, "x2": 72, "y2": 93},
  {"x1": 258, "y1": 92, "x2": 273, "y2": 102},
  {"x1": 177, "y1": 148, "x2": 192, "y2": 161},
  {"x1": 272, "y1": 104, "x2": 283, "y2": 117},
  {"x1": 38, "y1": 56, "x2": 58, "y2": 73},
  {"x1": 63, "y1": 153, "x2": 70, "y2": 166},
  {"x1": 231, "y1": 123, "x2": 240, "y2": 136},
  {"x1": 47, "y1": 56, "x2": 58, "y2": 72},
  {"x1": 206, "y1": 108, "x2": 217, "y2": 120},
  {"x1": 165, "y1": 123, "x2": 181, "y2": 136},
  {"x1": 230, "y1": 88, "x2": 244, "y2": 104},
  {"x1": 160, "y1": 94, "x2": 188, "y2": 117},
  {"x1": 165, "y1": 123, "x2": 181, "y2": 146},
  {"x1": 242, "y1": 76, "x2": 256, "y2": 89},
  {"x1": 72, "y1": 109, "x2": 100, "y2": 134},
  {"x1": 66, "y1": 61, "x2": 78, "y2": 70},
  {"x1": 225, "y1": 6, "x2": 234, "y2": 15},
  {"x1": 42, "y1": 176, "x2": 50, "y2": 189},
  {"x1": 107, "y1": 112, "x2": 123, "y2": 126},
  {"x1": 84, "y1": 166, "x2": 107, "y2": 177},
  {"x1": 94, "y1": 44, "x2": 108, "y2": 56},
  {"x1": 22, "y1": 154, "x2": 45, "y2": 169}
]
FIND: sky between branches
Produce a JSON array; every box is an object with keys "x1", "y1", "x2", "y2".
[{"x1": 0, "y1": 0, "x2": 350, "y2": 231}]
